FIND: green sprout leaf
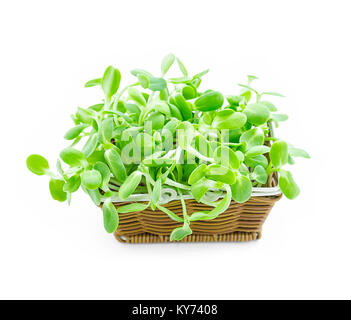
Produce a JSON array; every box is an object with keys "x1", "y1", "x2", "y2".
[
  {"x1": 26, "y1": 154, "x2": 49, "y2": 176},
  {"x1": 206, "y1": 164, "x2": 236, "y2": 185},
  {"x1": 174, "y1": 94, "x2": 193, "y2": 120},
  {"x1": 118, "y1": 171, "x2": 143, "y2": 200},
  {"x1": 84, "y1": 78, "x2": 101, "y2": 88},
  {"x1": 252, "y1": 165, "x2": 268, "y2": 184},
  {"x1": 161, "y1": 53, "x2": 175, "y2": 76},
  {"x1": 94, "y1": 162, "x2": 111, "y2": 191},
  {"x1": 279, "y1": 170, "x2": 300, "y2": 199},
  {"x1": 82, "y1": 133, "x2": 99, "y2": 158},
  {"x1": 194, "y1": 90, "x2": 224, "y2": 112},
  {"x1": 104, "y1": 148, "x2": 127, "y2": 182},
  {"x1": 243, "y1": 103, "x2": 270, "y2": 126},
  {"x1": 271, "y1": 113, "x2": 289, "y2": 122},
  {"x1": 260, "y1": 101, "x2": 277, "y2": 112},
  {"x1": 128, "y1": 87, "x2": 146, "y2": 106},
  {"x1": 149, "y1": 77, "x2": 167, "y2": 91},
  {"x1": 289, "y1": 146, "x2": 311, "y2": 159},
  {"x1": 60, "y1": 148, "x2": 86, "y2": 167},
  {"x1": 116, "y1": 203, "x2": 149, "y2": 213},
  {"x1": 152, "y1": 178, "x2": 162, "y2": 204},
  {"x1": 102, "y1": 199, "x2": 119, "y2": 233},
  {"x1": 270, "y1": 140, "x2": 289, "y2": 168},
  {"x1": 231, "y1": 175, "x2": 252, "y2": 203},
  {"x1": 245, "y1": 145, "x2": 270, "y2": 158},
  {"x1": 239, "y1": 127, "x2": 265, "y2": 150},
  {"x1": 102, "y1": 66, "x2": 121, "y2": 101},
  {"x1": 64, "y1": 124, "x2": 89, "y2": 140},
  {"x1": 212, "y1": 109, "x2": 247, "y2": 130},
  {"x1": 170, "y1": 222, "x2": 192, "y2": 241},
  {"x1": 81, "y1": 169, "x2": 102, "y2": 190},
  {"x1": 176, "y1": 58, "x2": 188, "y2": 77},
  {"x1": 63, "y1": 175, "x2": 81, "y2": 193},
  {"x1": 49, "y1": 179, "x2": 67, "y2": 202},
  {"x1": 188, "y1": 164, "x2": 207, "y2": 185}
]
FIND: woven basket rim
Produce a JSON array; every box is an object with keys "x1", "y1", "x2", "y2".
[{"x1": 102, "y1": 185, "x2": 282, "y2": 203}]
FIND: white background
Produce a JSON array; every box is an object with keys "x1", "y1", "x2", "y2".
[{"x1": 1, "y1": 0, "x2": 350, "y2": 300}]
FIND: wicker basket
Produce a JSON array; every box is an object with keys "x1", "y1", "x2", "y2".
[{"x1": 110, "y1": 173, "x2": 282, "y2": 243}]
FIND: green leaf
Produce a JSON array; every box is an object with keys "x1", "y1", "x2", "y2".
[
  {"x1": 190, "y1": 185, "x2": 232, "y2": 221},
  {"x1": 94, "y1": 162, "x2": 111, "y2": 190},
  {"x1": 214, "y1": 146, "x2": 240, "y2": 170},
  {"x1": 260, "y1": 101, "x2": 277, "y2": 112},
  {"x1": 243, "y1": 103, "x2": 270, "y2": 126},
  {"x1": 193, "y1": 69, "x2": 210, "y2": 79},
  {"x1": 191, "y1": 177, "x2": 219, "y2": 202},
  {"x1": 206, "y1": 164, "x2": 236, "y2": 185},
  {"x1": 101, "y1": 117, "x2": 114, "y2": 142},
  {"x1": 81, "y1": 169, "x2": 102, "y2": 190},
  {"x1": 261, "y1": 91, "x2": 285, "y2": 97},
  {"x1": 252, "y1": 165, "x2": 268, "y2": 184},
  {"x1": 116, "y1": 203, "x2": 149, "y2": 213},
  {"x1": 227, "y1": 95, "x2": 243, "y2": 107},
  {"x1": 212, "y1": 109, "x2": 247, "y2": 130},
  {"x1": 270, "y1": 140, "x2": 289, "y2": 168},
  {"x1": 104, "y1": 148, "x2": 127, "y2": 182},
  {"x1": 182, "y1": 85, "x2": 197, "y2": 100},
  {"x1": 152, "y1": 178, "x2": 162, "y2": 204},
  {"x1": 128, "y1": 87, "x2": 146, "y2": 106},
  {"x1": 84, "y1": 78, "x2": 101, "y2": 88},
  {"x1": 188, "y1": 164, "x2": 207, "y2": 185},
  {"x1": 245, "y1": 145, "x2": 270, "y2": 157},
  {"x1": 176, "y1": 58, "x2": 188, "y2": 77},
  {"x1": 49, "y1": 179, "x2": 67, "y2": 202},
  {"x1": 138, "y1": 74, "x2": 149, "y2": 89},
  {"x1": 102, "y1": 199, "x2": 119, "y2": 233},
  {"x1": 60, "y1": 148, "x2": 86, "y2": 167},
  {"x1": 131, "y1": 69, "x2": 153, "y2": 78},
  {"x1": 239, "y1": 127, "x2": 265, "y2": 150},
  {"x1": 244, "y1": 154, "x2": 268, "y2": 169},
  {"x1": 147, "y1": 112, "x2": 165, "y2": 130},
  {"x1": 64, "y1": 124, "x2": 89, "y2": 140},
  {"x1": 149, "y1": 77, "x2": 167, "y2": 91},
  {"x1": 102, "y1": 66, "x2": 121, "y2": 100},
  {"x1": 82, "y1": 133, "x2": 99, "y2": 158},
  {"x1": 169, "y1": 103, "x2": 183, "y2": 120},
  {"x1": 156, "y1": 204, "x2": 184, "y2": 222},
  {"x1": 271, "y1": 113, "x2": 288, "y2": 122},
  {"x1": 76, "y1": 107, "x2": 93, "y2": 124},
  {"x1": 26, "y1": 154, "x2": 49, "y2": 176},
  {"x1": 153, "y1": 101, "x2": 170, "y2": 116},
  {"x1": 174, "y1": 94, "x2": 193, "y2": 120},
  {"x1": 118, "y1": 171, "x2": 143, "y2": 200},
  {"x1": 231, "y1": 175, "x2": 252, "y2": 203},
  {"x1": 63, "y1": 175, "x2": 81, "y2": 193},
  {"x1": 194, "y1": 91, "x2": 224, "y2": 112},
  {"x1": 288, "y1": 146, "x2": 311, "y2": 159},
  {"x1": 161, "y1": 53, "x2": 175, "y2": 75},
  {"x1": 168, "y1": 76, "x2": 192, "y2": 84},
  {"x1": 170, "y1": 222, "x2": 192, "y2": 241},
  {"x1": 279, "y1": 170, "x2": 300, "y2": 199},
  {"x1": 88, "y1": 103, "x2": 104, "y2": 112}
]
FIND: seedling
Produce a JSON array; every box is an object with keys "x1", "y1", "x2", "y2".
[{"x1": 27, "y1": 54, "x2": 309, "y2": 240}]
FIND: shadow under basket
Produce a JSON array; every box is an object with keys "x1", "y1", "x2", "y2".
[{"x1": 112, "y1": 174, "x2": 282, "y2": 244}]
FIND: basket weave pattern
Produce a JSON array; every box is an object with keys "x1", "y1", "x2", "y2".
[{"x1": 113, "y1": 174, "x2": 282, "y2": 243}]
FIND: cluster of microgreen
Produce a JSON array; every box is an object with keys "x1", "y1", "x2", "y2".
[{"x1": 26, "y1": 54, "x2": 309, "y2": 240}]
